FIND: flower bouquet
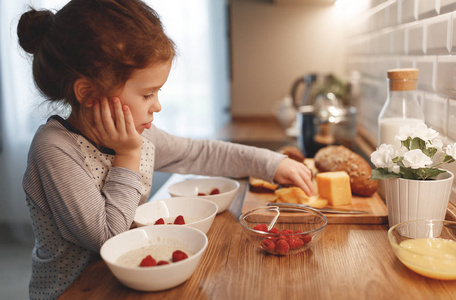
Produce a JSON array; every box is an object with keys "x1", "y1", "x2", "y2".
[
  {"x1": 371, "y1": 123, "x2": 456, "y2": 180},
  {"x1": 371, "y1": 123, "x2": 456, "y2": 229}
]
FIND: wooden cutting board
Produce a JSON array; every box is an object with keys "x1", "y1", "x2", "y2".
[{"x1": 241, "y1": 159, "x2": 388, "y2": 225}]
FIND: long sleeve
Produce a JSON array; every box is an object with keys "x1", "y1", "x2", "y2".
[
  {"x1": 146, "y1": 125, "x2": 286, "y2": 182},
  {"x1": 23, "y1": 122, "x2": 142, "y2": 252}
]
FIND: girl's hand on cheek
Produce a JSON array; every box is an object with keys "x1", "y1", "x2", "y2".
[
  {"x1": 92, "y1": 97, "x2": 143, "y2": 169},
  {"x1": 273, "y1": 158, "x2": 314, "y2": 197}
]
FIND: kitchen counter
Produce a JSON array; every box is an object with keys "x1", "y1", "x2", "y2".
[
  {"x1": 59, "y1": 174, "x2": 456, "y2": 300},
  {"x1": 58, "y1": 117, "x2": 456, "y2": 299}
]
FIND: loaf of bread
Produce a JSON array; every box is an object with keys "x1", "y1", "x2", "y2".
[{"x1": 314, "y1": 146, "x2": 377, "y2": 197}]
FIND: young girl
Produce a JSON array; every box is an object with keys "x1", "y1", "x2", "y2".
[{"x1": 17, "y1": 0, "x2": 314, "y2": 298}]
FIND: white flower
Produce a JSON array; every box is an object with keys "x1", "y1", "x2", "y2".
[
  {"x1": 444, "y1": 143, "x2": 456, "y2": 158},
  {"x1": 416, "y1": 123, "x2": 439, "y2": 141},
  {"x1": 402, "y1": 149, "x2": 433, "y2": 169},
  {"x1": 391, "y1": 165, "x2": 400, "y2": 174},
  {"x1": 395, "y1": 122, "x2": 438, "y2": 142},
  {"x1": 371, "y1": 144, "x2": 398, "y2": 171},
  {"x1": 372, "y1": 122, "x2": 456, "y2": 180},
  {"x1": 395, "y1": 125, "x2": 419, "y2": 141},
  {"x1": 428, "y1": 138, "x2": 443, "y2": 151}
]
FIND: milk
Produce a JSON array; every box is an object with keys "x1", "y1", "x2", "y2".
[{"x1": 379, "y1": 117, "x2": 424, "y2": 147}]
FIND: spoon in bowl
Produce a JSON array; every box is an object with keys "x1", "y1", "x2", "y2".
[{"x1": 267, "y1": 206, "x2": 280, "y2": 231}]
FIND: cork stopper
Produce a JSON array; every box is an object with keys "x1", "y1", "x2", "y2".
[{"x1": 387, "y1": 68, "x2": 419, "y2": 91}]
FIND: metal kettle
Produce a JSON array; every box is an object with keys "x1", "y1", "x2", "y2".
[
  {"x1": 290, "y1": 73, "x2": 319, "y2": 107},
  {"x1": 290, "y1": 74, "x2": 357, "y2": 157}
]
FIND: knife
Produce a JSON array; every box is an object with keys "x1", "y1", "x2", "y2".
[{"x1": 266, "y1": 202, "x2": 368, "y2": 214}]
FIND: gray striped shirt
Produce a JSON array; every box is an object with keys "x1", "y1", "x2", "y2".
[{"x1": 23, "y1": 116, "x2": 285, "y2": 299}]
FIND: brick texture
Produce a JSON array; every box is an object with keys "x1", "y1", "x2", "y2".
[{"x1": 346, "y1": 0, "x2": 456, "y2": 204}]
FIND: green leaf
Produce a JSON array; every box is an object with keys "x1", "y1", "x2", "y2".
[
  {"x1": 424, "y1": 168, "x2": 447, "y2": 179},
  {"x1": 371, "y1": 168, "x2": 401, "y2": 180},
  {"x1": 421, "y1": 147, "x2": 437, "y2": 158},
  {"x1": 416, "y1": 168, "x2": 428, "y2": 180},
  {"x1": 401, "y1": 137, "x2": 412, "y2": 150},
  {"x1": 411, "y1": 137, "x2": 425, "y2": 150},
  {"x1": 392, "y1": 156, "x2": 402, "y2": 163},
  {"x1": 428, "y1": 147, "x2": 437, "y2": 158},
  {"x1": 442, "y1": 155, "x2": 455, "y2": 164},
  {"x1": 402, "y1": 168, "x2": 420, "y2": 180},
  {"x1": 396, "y1": 159, "x2": 405, "y2": 168}
]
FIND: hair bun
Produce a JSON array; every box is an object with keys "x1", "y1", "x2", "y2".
[{"x1": 17, "y1": 9, "x2": 54, "y2": 54}]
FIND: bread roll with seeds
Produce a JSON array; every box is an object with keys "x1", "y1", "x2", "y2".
[{"x1": 314, "y1": 145, "x2": 377, "y2": 196}]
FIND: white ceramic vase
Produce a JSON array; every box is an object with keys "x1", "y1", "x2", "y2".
[{"x1": 384, "y1": 170, "x2": 454, "y2": 230}]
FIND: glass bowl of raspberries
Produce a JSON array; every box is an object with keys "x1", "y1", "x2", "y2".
[
  {"x1": 100, "y1": 225, "x2": 208, "y2": 291},
  {"x1": 239, "y1": 206, "x2": 328, "y2": 255},
  {"x1": 168, "y1": 176, "x2": 240, "y2": 213},
  {"x1": 134, "y1": 196, "x2": 218, "y2": 234}
]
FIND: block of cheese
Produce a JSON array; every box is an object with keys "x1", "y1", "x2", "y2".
[{"x1": 316, "y1": 171, "x2": 352, "y2": 206}]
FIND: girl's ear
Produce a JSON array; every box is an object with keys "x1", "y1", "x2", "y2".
[{"x1": 73, "y1": 78, "x2": 94, "y2": 107}]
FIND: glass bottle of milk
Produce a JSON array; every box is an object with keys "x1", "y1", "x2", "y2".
[{"x1": 378, "y1": 68, "x2": 424, "y2": 147}]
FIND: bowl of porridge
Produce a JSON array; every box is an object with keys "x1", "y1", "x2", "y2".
[
  {"x1": 100, "y1": 225, "x2": 208, "y2": 291},
  {"x1": 168, "y1": 177, "x2": 240, "y2": 213},
  {"x1": 134, "y1": 197, "x2": 218, "y2": 234}
]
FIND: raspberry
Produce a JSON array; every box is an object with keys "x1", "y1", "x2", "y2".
[
  {"x1": 302, "y1": 234, "x2": 312, "y2": 244},
  {"x1": 172, "y1": 250, "x2": 188, "y2": 262},
  {"x1": 268, "y1": 227, "x2": 280, "y2": 234},
  {"x1": 281, "y1": 229, "x2": 294, "y2": 235},
  {"x1": 174, "y1": 215, "x2": 185, "y2": 225},
  {"x1": 139, "y1": 255, "x2": 156, "y2": 267},
  {"x1": 253, "y1": 223, "x2": 268, "y2": 232},
  {"x1": 294, "y1": 230, "x2": 303, "y2": 237},
  {"x1": 154, "y1": 218, "x2": 165, "y2": 225},
  {"x1": 198, "y1": 192, "x2": 206, "y2": 196},
  {"x1": 157, "y1": 260, "x2": 170, "y2": 265},
  {"x1": 260, "y1": 239, "x2": 276, "y2": 253},
  {"x1": 275, "y1": 239, "x2": 290, "y2": 254},
  {"x1": 268, "y1": 227, "x2": 281, "y2": 241},
  {"x1": 210, "y1": 188, "x2": 220, "y2": 195},
  {"x1": 287, "y1": 238, "x2": 304, "y2": 249}
]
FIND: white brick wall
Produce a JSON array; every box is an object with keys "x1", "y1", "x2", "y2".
[{"x1": 346, "y1": 0, "x2": 456, "y2": 205}]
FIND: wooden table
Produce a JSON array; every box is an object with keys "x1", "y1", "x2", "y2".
[{"x1": 60, "y1": 175, "x2": 456, "y2": 300}]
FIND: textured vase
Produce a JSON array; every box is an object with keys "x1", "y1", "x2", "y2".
[{"x1": 384, "y1": 170, "x2": 454, "y2": 230}]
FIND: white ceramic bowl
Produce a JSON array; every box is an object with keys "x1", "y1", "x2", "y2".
[
  {"x1": 134, "y1": 197, "x2": 218, "y2": 234},
  {"x1": 168, "y1": 177, "x2": 240, "y2": 213},
  {"x1": 100, "y1": 225, "x2": 208, "y2": 291}
]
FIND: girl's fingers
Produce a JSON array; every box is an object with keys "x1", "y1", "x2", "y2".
[
  {"x1": 303, "y1": 166, "x2": 312, "y2": 176},
  {"x1": 300, "y1": 171, "x2": 314, "y2": 196},
  {"x1": 112, "y1": 97, "x2": 126, "y2": 134},
  {"x1": 122, "y1": 105, "x2": 136, "y2": 134},
  {"x1": 290, "y1": 172, "x2": 313, "y2": 197},
  {"x1": 100, "y1": 97, "x2": 116, "y2": 134},
  {"x1": 91, "y1": 126, "x2": 101, "y2": 140},
  {"x1": 298, "y1": 166, "x2": 314, "y2": 196},
  {"x1": 93, "y1": 100, "x2": 107, "y2": 135}
]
